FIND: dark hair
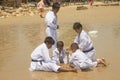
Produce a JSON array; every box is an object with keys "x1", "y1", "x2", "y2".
[
  {"x1": 52, "y1": 2, "x2": 60, "y2": 9},
  {"x1": 44, "y1": 36, "x2": 55, "y2": 45},
  {"x1": 57, "y1": 41, "x2": 64, "y2": 47},
  {"x1": 73, "y1": 22, "x2": 82, "y2": 30},
  {"x1": 70, "y1": 43, "x2": 79, "y2": 49}
]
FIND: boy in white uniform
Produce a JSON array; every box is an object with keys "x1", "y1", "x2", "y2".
[
  {"x1": 45, "y1": 2, "x2": 60, "y2": 49},
  {"x1": 52, "y1": 41, "x2": 68, "y2": 64},
  {"x1": 73, "y1": 22, "x2": 96, "y2": 59},
  {"x1": 29, "y1": 37, "x2": 77, "y2": 72},
  {"x1": 69, "y1": 43, "x2": 106, "y2": 70}
]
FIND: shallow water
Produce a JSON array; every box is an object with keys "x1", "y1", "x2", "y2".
[{"x1": 0, "y1": 6, "x2": 120, "y2": 80}]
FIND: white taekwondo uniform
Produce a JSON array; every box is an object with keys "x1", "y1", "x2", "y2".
[
  {"x1": 52, "y1": 48, "x2": 68, "y2": 64},
  {"x1": 45, "y1": 10, "x2": 58, "y2": 49},
  {"x1": 29, "y1": 43, "x2": 60, "y2": 72},
  {"x1": 74, "y1": 30, "x2": 96, "y2": 59},
  {"x1": 69, "y1": 49, "x2": 97, "y2": 70}
]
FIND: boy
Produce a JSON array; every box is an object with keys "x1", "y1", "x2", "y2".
[
  {"x1": 73, "y1": 22, "x2": 96, "y2": 59},
  {"x1": 69, "y1": 43, "x2": 106, "y2": 70},
  {"x1": 52, "y1": 41, "x2": 68, "y2": 64},
  {"x1": 45, "y1": 2, "x2": 60, "y2": 49},
  {"x1": 37, "y1": 0, "x2": 44, "y2": 18},
  {"x1": 29, "y1": 37, "x2": 77, "y2": 72}
]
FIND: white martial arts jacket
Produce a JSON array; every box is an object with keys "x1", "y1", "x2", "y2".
[
  {"x1": 45, "y1": 10, "x2": 58, "y2": 30},
  {"x1": 29, "y1": 43, "x2": 60, "y2": 72},
  {"x1": 69, "y1": 49, "x2": 97, "y2": 69},
  {"x1": 74, "y1": 30, "x2": 96, "y2": 59},
  {"x1": 45, "y1": 10, "x2": 58, "y2": 49},
  {"x1": 52, "y1": 48, "x2": 68, "y2": 64}
]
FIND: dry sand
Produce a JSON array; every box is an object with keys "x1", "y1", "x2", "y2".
[{"x1": 0, "y1": 4, "x2": 120, "y2": 80}]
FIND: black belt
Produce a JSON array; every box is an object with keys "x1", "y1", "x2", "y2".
[
  {"x1": 83, "y1": 47, "x2": 94, "y2": 53},
  {"x1": 47, "y1": 26, "x2": 50, "y2": 27},
  {"x1": 31, "y1": 59, "x2": 43, "y2": 65},
  {"x1": 47, "y1": 26, "x2": 56, "y2": 30}
]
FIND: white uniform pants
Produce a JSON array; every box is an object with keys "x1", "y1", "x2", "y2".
[
  {"x1": 29, "y1": 62, "x2": 60, "y2": 72},
  {"x1": 73, "y1": 59, "x2": 97, "y2": 69},
  {"x1": 46, "y1": 27, "x2": 57, "y2": 49}
]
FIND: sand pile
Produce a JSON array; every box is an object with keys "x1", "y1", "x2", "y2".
[{"x1": 0, "y1": 3, "x2": 38, "y2": 19}]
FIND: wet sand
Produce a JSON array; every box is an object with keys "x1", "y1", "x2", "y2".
[{"x1": 0, "y1": 5, "x2": 120, "y2": 80}]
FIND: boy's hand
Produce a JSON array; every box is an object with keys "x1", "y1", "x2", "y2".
[
  {"x1": 57, "y1": 25, "x2": 59, "y2": 29},
  {"x1": 66, "y1": 48, "x2": 70, "y2": 55}
]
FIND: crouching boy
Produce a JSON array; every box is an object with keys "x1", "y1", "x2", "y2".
[{"x1": 52, "y1": 41, "x2": 68, "y2": 64}]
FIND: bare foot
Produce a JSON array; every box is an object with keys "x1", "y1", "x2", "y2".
[
  {"x1": 101, "y1": 58, "x2": 107, "y2": 66},
  {"x1": 98, "y1": 58, "x2": 107, "y2": 66},
  {"x1": 71, "y1": 68, "x2": 77, "y2": 72}
]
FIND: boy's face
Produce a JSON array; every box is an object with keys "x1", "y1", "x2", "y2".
[
  {"x1": 55, "y1": 8, "x2": 60, "y2": 14},
  {"x1": 47, "y1": 43, "x2": 52, "y2": 49},
  {"x1": 71, "y1": 47, "x2": 76, "y2": 53},
  {"x1": 57, "y1": 46, "x2": 63, "y2": 52},
  {"x1": 74, "y1": 28, "x2": 82, "y2": 34}
]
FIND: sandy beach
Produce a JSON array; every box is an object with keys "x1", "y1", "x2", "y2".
[{"x1": 0, "y1": 3, "x2": 120, "y2": 80}]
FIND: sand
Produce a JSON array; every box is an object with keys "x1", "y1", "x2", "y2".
[{"x1": 0, "y1": 3, "x2": 120, "y2": 80}]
